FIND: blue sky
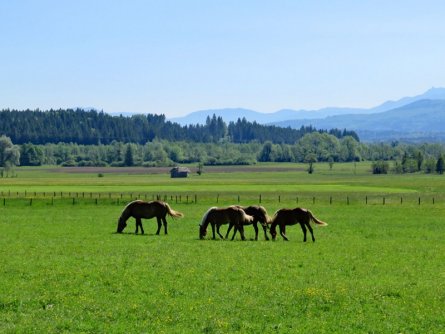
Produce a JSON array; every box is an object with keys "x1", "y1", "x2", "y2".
[{"x1": 1, "y1": 1, "x2": 445, "y2": 117}]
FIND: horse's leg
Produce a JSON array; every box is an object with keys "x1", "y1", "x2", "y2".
[
  {"x1": 135, "y1": 218, "x2": 143, "y2": 234},
  {"x1": 211, "y1": 222, "x2": 216, "y2": 239},
  {"x1": 225, "y1": 223, "x2": 234, "y2": 239},
  {"x1": 155, "y1": 217, "x2": 162, "y2": 235},
  {"x1": 280, "y1": 224, "x2": 289, "y2": 241},
  {"x1": 238, "y1": 224, "x2": 246, "y2": 241},
  {"x1": 140, "y1": 220, "x2": 144, "y2": 234},
  {"x1": 162, "y1": 217, "x2": 167, "y2": 234},
  {"x1": 231, "y1": 225, "x2": 238, "y2": 241},
  {"x1": 306, "y1": 222, "x2": 315, "y2": 242},
  {"x1": 262, "y1": 224, "x2": 270, "y2": 241},
  {"x1": 216, "y1": 224, "x2": 224, "y2": 239},
  {"x1": 253, "y1": 222, "x2": 259, "y2": 241},
  {"x1": 300, "y1": 223, "x2": 308, "y2": 242}
]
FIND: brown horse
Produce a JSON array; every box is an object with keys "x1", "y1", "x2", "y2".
[
  {"x1": 116, "y1": 200, "x2": 184, "y2": 234},
  {"x1": 270, "y1": 208, "x2": 327, "y2": 242},
  {"x1": 225, "y1": 205, "x2": 271, "y2": 240},
  {"x1": 199, "y1": 206, "x2": 254, "y2": 240}
]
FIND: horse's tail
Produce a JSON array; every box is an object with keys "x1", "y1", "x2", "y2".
[
  {"x1": 308, "y1": 210, "x2": 328, "y2": 226},
  {"x1": 200, "y1": 207, "x2": 216, "y2": 226},
  {"x1": 165, "y1": 203, "x2": 184, "y2": 219}
]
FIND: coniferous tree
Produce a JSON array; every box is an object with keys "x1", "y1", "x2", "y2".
[
  {"x1": 124, "y1": 144, "x2": 134, "y2": 166},
  {"x1": 436, "y1": 156, "x2": 445, "y2": 174}
]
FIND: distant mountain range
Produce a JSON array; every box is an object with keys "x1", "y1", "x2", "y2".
[{"x1": 168, "y1": 87, "x2": 445, "y2": 142}]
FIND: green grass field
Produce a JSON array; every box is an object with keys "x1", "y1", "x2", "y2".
[{"x1": 1, "y1": 163, "x2": 445, "y2": 333}]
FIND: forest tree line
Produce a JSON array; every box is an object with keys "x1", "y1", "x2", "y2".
[
  {"x1": 0, "y1": 133, "x2": 443, "y2": 175},
  {"x1": 1, "y1": 109, "x2": 445, "y2": 175},
  {"x1": 0, "y1": 108, "x2": 358, "y2": 145}
]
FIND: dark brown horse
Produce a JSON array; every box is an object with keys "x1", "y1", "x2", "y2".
[
  {"x1": 116, "y1": 200, "x2": 183, "y2": 234},
  {"x1": 225, "y1": 205, "x2": 271, "y2": 240},
  {"x1": 270, "y1": 208, "x2": 327, "y2": 242},
  {"x1": 199, "y1": 206, "x2": 254, "y2": 240}
]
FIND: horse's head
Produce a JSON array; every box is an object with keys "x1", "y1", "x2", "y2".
[
  {"x1": 199, "y1": 224, "x2": 207, "y2": 239},
  {"x1": 269, "y1": 223, "x2": 277, "y2": 240},
  {"x1": 116, "y1": 216, "x2": 127, "y2": 233}
]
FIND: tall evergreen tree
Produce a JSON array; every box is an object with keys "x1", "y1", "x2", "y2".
[
  {"x1": 436, "y1": 156, "x2": 444, "y2": 174},
  {"x1": 124, "y1": 144, "x2": 134, "y2": 166}
]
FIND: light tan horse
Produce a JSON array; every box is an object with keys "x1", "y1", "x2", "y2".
[
  {"x1": 198, "y1": 206, "x2": 254, "y2": 240},
  {"x1": 117, "y1": 200, "x2": 183, "y2": 234},
  {"x1": 270, "y1": 208, "x2": 327, "y2": 242},
  {"x1": 225, "y1": 205, "x2": 271, "y2": 240}
]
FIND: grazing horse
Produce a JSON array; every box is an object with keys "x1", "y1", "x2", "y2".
[
  {"x1": 225, "y1": 205, "x2": 271, "y2": 240},
  {"x1": 116, "y1": 200, "x2": 183, "y2": 235},
  {"x1": 199, "y1": 206, "x2": 254, "y2": 240},
  {"x1": 270, "y1": 208, "x2": 327, "y2": 242}
]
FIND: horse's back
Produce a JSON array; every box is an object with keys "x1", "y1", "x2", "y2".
[
  {"x1": 242, "y1": 205, "x2": 268, "y2": 223},
  {"x1": 274, "y1": 207, "x2": 311, "y2": 225},
  {"x1": 209, "y1": 206, "x2": 243, "y2": 224},
  {"x1": 273, "y1": 208, "x2": 296, "y2": 225},
  {"x1": 130, "y1": 200, "x2": 166, "y2": 219}
]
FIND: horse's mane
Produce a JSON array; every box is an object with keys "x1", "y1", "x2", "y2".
[
  {"x1": 120, "y1": 200, "x2": 137, "y2": 215},
  {"x1": 199, "y1": 206, "x2": 217, "y2": 227},
  {"x1": 257, "y1": 205, "x2": 271, "y2": 224}
]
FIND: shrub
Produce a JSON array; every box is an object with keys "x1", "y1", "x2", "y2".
[{"x1": 372, "y1": 160, "x2": 389, "y2": 174}]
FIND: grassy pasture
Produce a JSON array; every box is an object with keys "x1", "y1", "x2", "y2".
[{"x1": 1, "y1": 163, "x2": 445, "y2": 333}]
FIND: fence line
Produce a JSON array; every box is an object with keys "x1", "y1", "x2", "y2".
[{"x1": 0, "y1": 192, "x2": 441, "y2": 207}]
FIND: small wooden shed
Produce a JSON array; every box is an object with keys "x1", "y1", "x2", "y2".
[{"x1": 170, "y1": 166, "x2": 191, "y2": 178}]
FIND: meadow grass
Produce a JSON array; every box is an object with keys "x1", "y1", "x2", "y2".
[{"x1": 1, "y1": 164, "x2": 445, "y2": 333}]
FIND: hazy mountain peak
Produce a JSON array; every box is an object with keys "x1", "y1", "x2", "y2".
[{"x1": 423, "y1": 87, "x2": 445, "y2": 99}]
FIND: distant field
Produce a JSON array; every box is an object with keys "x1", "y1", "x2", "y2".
[
  {"x1": 1, "y1": 163, "x2": 445, "y2": 333},
  {"x1": 3, "y1": 162, "x2": 445, "y2": 197}
]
